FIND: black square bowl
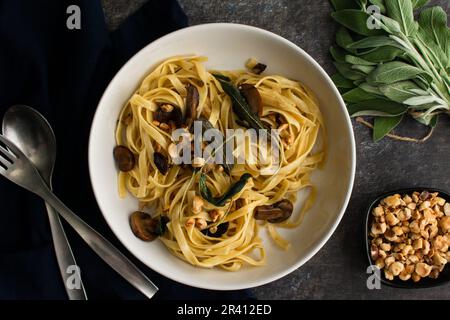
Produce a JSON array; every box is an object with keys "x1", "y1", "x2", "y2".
[{"x1": 365, "y1": 188, "x2": 450, "y2": 288}]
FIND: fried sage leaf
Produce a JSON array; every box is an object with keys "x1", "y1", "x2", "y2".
[
  {"x1": 213, "y1": 74, "x2": 266, "y2": 130},
  {"x1": 199, "y1": 173, "x2": 252, "y2": 207}
]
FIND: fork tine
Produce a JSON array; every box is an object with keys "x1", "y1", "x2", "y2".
[
  {"x1": 0, "y1": 134, "x2": 22, "y2": 159},
  {"x1": 0, "y1": 151, "x2": 11, "y2": 168}
]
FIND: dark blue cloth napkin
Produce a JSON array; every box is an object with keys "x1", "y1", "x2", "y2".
[{"x1": 0, "y1": 0, "x2": 252, "y2": 300}]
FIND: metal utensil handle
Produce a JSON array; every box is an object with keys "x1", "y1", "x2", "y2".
[
  {"x1": 37, "y1": 185, "x2": 158, "y2": 299},
  {"x1": 45, "y1": 203, "x2": 87, "y2": 300}
]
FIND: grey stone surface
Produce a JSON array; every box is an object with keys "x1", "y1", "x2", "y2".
[{"x1": 101, "y1": 0, "x2": 450, "y2": 299}]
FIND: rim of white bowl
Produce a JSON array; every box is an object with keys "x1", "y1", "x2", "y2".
[{"x1": 88, "y1": 23, "x2": 356, "y2": 290}]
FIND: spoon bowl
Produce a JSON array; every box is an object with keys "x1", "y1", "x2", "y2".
[{"x1": 2, "y1": 105, "x2": 56, "y2": 184}]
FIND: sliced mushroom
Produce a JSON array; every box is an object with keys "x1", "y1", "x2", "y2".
[
  {"x1": 130, "y1": 211, "x2": 158, "y2": 241},
  {"x1": 268, "y1": 199, "x2": 293, "y2": 223},
  {"x1": 254, "y1": 199, "x2": 293, "y2": 223},
  {"x1": 130, "y1": 212, "x2": 169, "y2": 241},
  {"x1": 251, "y1": 62, "x2": 267, "y2": 75},
  {"x1": 201, "y1": 222, "x2": 229, "y2": 238},
  {"x1": 185, "y1": 84, "x2": 199, "y2": 128},
  {"x1": 153, "y1": 152, "x2": 169, "y2": 175},
  {"x1": 239, "y1": 83, "x2": 262, "y2": 117},
  {"x1": 113, "y1": 146, "x2": 135, "y2": 172},
  {"x1": 154, "y1": 105, "x2": 183, "y2": 128}
]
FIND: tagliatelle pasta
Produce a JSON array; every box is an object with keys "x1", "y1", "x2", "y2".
[{"x1": 115, "y1": 56, "x2": 325, "y2": 271}]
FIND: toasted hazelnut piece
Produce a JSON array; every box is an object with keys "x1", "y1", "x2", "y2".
[
  {"x1": 407, "y1": 202, "x2": 417, "y2": 210},
  {"x1": 422, "y1": 239, "x2": 430, "y2": 255},
  {"x1": 409, "y1": 220, "x2": 420, "y2": 233},
  {"x1": 435, "y1": 197, "x2": 446, "y2": 206},
  {"x1": 402, "y1": 244, "x2": 414, "y2": 256},
  {"x1": 386, "y1": 212, "x2": 400, "y2": 226},
  {"x1": 415, "y1": 262, "x2": 432, "y2": 277},
  {"x1": 192, "y1": 195, "x2": 204, "y2": 213},
  {"x1": 185, "y1": 217, "x2": 195, "y2": 227},
  {"x1": 375, "y1": 258, "x2": 385, "y2": 269},
  {"x1": 161, "y1": 104, "x2": 174, "y2": 113},
  {"x1": 380, "y1": 243, "x2": 391, "y2": 251},
  {"x1": 433, "y1": 235, "x2": 448, "y2": 252},
  {"x1": 378, "y1": 250, "x2": 387, "y2": 259},
  {"x1": 384, "y1": 195, "x2": 401, "y2": 208},
  {"x1": 401, "y1": 225, "x2": 410, "y2": 233},
  {"x1": 159, "y1": 122, "x2": 170, "y2": 130},
  {"x1": 412, "y1": 210, "x2": 421, "y2": 220},
  {"x1": 209, "y1": 209, "x2": 224, "y2": 222},
  {"x1": 412, "y1": 193, "x2": 419, "y2": 203},
  {"x1": 444, "y1": 203, "x2": 450, "y2": 216},
  {"x1": 429, "y1": 268, "x2": 440, "y2": 279},
  {"x1": 385, "y1": 256, "x2": 395, "y2": 267},
  {"x1": 374, "y1": 237, "x2": 383, "y2": 246},
  {"x1": 195, "y1": 217, "x2": 208, "y2": 230},
  {"x1": 389, "y1": 261, "x2": 404, "y2": 276},
  {"x1": 413, "y1": 238, "x2": 423, "y2": 250},
  {"x1": 373, "y1": 206, "x2": 384, "y2": 217},
  {"x1": 403, "y1": 195, "x2": 412, "y2": 204},
  {"x1": 408, "y1": 255, "x2": 419, "y2": 264},
  {"x1": 411, "y1": 272, "x2": 421, "y2": 282},
  {"x1": 432, "y1": 252, "x2": 447, "y2": 266},
  {"x1": 168, "y1": 143, "x2": 178, "y2": 159},
  {"x1": 399, "y1": 271, "x2": 411, "y2": 281},
  {"x1": 370, "y1": 244, "x2": 379, "y2": 260},
  {"x1": 371, "y1": 222, "x2": 387, "y2": 235},
  {"x1": 192, "y1": 157, "x2": 206, "y2": 168},
  {"x1": 419, "y1": 201, "x2": 431, "y2": 211},
  {"x1": 152, "y1": 120, "x2": 161, "y2": 126},
  {"x1": 384, "y1": 270, "x2": 394, "y2": 281},
  {"x1": 439, "y1": 216, "x2": 450, "y2": 232},
  {"x1": 392, "y1": 226, "x2": 403, "y2": 236},
  {"x1": 384, "y1": 229, "x2": 398, "y2": 242}
]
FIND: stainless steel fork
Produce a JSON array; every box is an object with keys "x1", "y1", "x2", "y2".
[{"x1": 0, "y1": 134, "x2": 158, "y2": 299}]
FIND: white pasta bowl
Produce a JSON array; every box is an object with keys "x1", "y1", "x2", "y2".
[{"x1": 89, "y1": 23, "x2": 355, "y2": 290}]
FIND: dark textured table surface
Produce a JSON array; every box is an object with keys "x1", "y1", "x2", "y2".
[{"x1": 101, "y1": 0, "x2": 450, "y2": 300}]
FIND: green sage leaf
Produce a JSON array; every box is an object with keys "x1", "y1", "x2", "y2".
[
  {"x1": 334, "y1": 62, "x2": 367, "y2": 80},
  {"x1": 336, "y1": 27, "x2": 358, "y2": 54},
  {"x1": 332, "y1": 9, "x2": 385, "y2": 36},
  {"x1": 347, "y1": 36, "x2": 400, "y2": 49},
  {"x1": 379, "y1": 80, "x2": 422, "y2": 103},
  {"x1": 347, "y1": 99, "x2": 408, "y2": 117},
  {"x1": 330, "y1": 0, "x2": 361, "y2": 10},
  {"x1": 352, "y1": 64, "x2": 376, "y2": 74},
  {"x1": 342, "y1": 87, "x2": 380, "y2": 103},
  {"x1": 418, "y1": 6, "x2": 448, "y2": 57},
  {"x1": 367, "y1": 61, "x2": 430, "y2": 85},
  {"x1": 345, "y1": 54, "x2": 376, "y2": 65},
  {"x1": 411, "y1": 0, "x2": 429, "y2": 9},
  {"x1": 357, "y1": 46, "x2": 405, "y2": 62},
  {"x1": 373, "y1": 114, "x2": 403, "y2": 141},
  {"x1": 331, "y1": 72, "x2": 356, "y2": 89},
  {"x1": 385, "y1": 0, "x2": 417, "y2": 36}
]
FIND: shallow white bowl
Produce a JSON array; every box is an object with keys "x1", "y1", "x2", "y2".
[{"x1": 89, "y1": 23, "x2": 355, "y2": 290}]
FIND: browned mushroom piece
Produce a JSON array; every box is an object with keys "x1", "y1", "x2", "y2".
[
  {"x1": 113, "y1": 146, "x2": 135, "y2": 172},
  {"x1": 252, "y1": 63, "x2": 267, "y2": 75},
  {"x1": 268, "y1": 199, "x2": 293, "y2": 223},
  {"x1": 254, "y1": 199, "x2": 293, "y2": 223},
  {"x1": 185, "y1": 84, "x2": 199, "y2": 128},
  {"x1": 129, "y1": 211, "x2": 159, "y2": 241},
  {"x1": 153, "y1": 152, "x2": 169, "y2": 175},
  {"x1": 239, "y1": 83, "x2": 263, "y2": 117}
]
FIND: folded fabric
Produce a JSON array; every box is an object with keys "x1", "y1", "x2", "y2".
[{"x1": 0, "y1": 0, "x2": 252, "y2": 300}]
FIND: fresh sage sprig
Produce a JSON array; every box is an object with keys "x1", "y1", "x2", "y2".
[
  {"x1": 199, "y1": 173, "x2": 252, "y2": 207},
  {"x1": 330, "y1": 0, "x2": 449, "y2": 141}
]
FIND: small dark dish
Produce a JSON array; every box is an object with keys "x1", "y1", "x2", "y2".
[{"x1": 365, "y1": 187, "x2": 450, "y2": 288}]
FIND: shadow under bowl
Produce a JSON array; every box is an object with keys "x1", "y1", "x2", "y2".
[{"x1": 365, "y1": 187, "x2": 450, "y2": 289}]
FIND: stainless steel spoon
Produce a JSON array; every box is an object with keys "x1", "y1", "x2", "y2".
[{"x1": 2, "y1": 105, "x2": 87, "y2": 300}]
